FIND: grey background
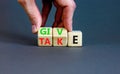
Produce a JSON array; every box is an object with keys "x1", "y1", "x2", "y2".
[{"x1": 0, "y1": 0, "x2": 120, "y2": 74}]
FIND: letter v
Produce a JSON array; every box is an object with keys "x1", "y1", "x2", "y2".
[{"x1": 57, "y1": 28, "x2": 63, "y2": 35}]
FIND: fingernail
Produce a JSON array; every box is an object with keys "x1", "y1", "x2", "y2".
[{"x1": 32, "y1": 25, "x2": 37, "y2": 33}]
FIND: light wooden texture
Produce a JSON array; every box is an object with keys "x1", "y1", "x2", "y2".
[
  {"x1": 53, "y1": 28, "x2": 67, "y2": 46},
  {"x1": 68, "y1": 31, "x2": 82, "y2": 46},
  {"x1": 38, "y1": 27, "x2": 52, "y2": 46}
]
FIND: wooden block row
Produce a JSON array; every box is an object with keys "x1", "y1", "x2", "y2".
[{"x1": 38, "y1": 27, "x2": 82, "y2": 47}]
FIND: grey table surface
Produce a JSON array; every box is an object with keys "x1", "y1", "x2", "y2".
[{"x1": 0, "y1": 0, "x2": 120, "y2": 74}]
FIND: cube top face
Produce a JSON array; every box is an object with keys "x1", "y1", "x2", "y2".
[
  {"x1": 38, "y1": 27, "x2": 52, "y2": 37},
  {"x1": 53, "y1": 28, "x2": 67, "y2": 37},
  {"x1": 68, "y1": 31, "x2": 82, "y2": 46},
  {"x1": 68, "y1": 31, "x2": 82, "y2": 35}
]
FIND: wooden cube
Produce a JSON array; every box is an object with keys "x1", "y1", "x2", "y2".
[
  {"x1": 53, "y1": 28, "x2": 67, "y2": 46},
  {"x1": 38, "y1": 27, "x2": 52, "y2": 46},
  {"x1": 68, "y1": 31, "x2": 82, "y2": 46}
]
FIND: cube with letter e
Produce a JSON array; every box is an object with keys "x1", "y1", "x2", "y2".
[{"x1": 68, "y1": 31, "x2": 82, "y2": 46}]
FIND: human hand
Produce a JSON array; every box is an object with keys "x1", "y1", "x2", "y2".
[{"x1": 18, "y1": 0, "x2": 76, "y2": 33}]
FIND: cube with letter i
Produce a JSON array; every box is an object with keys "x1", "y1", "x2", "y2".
[
  {"x1": 68, "y1": 31, "x2": 82, "y2": 46},
  {"x1": 53, "y1": 28, "x2": 68, "y2": 46},
  {"x1": 38, "y1": 27, "x2": 52, "y2": 46}
]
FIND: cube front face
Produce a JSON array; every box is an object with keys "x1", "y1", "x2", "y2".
[
  {"x1": 38, "y1": 27, "x2": 52, "y2": 46},
  {"x1": 53, "y1": 28, "x2": 67, "y2": 46},
  {"x1": 68, "y1": 31, "x2": 82, "y2": 46}
]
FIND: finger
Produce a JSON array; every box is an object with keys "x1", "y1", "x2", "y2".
[
  {"x1": 61, "y1": 1, "x2": 76, "y2": 32},
  {"x1": 57, "y1": 22, "x2": 64, "y2": 27},
  {"x1": 42, "y1": 0, "x2": 52, "y2": 27},
  {"x1": 18, "y1": 0, "x2": 42, "y2": 34},
  {"x1": 53, "y1": 22, "x2": 64, "y2": 28},
  {"x1": 52, "y1": 5, "x2": 63, "y2": 27},
  {"x1": 52, "y1": 22, "x2": 57, "y2": 28}
]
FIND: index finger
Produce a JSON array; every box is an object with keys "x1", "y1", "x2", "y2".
[{"x1": 61, "y1": 0, "x2": 76, "y2": 32}]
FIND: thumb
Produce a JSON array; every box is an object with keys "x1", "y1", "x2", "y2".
[{"x1": 30, "y1": 12, "x2": 42, "y2": 34}]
